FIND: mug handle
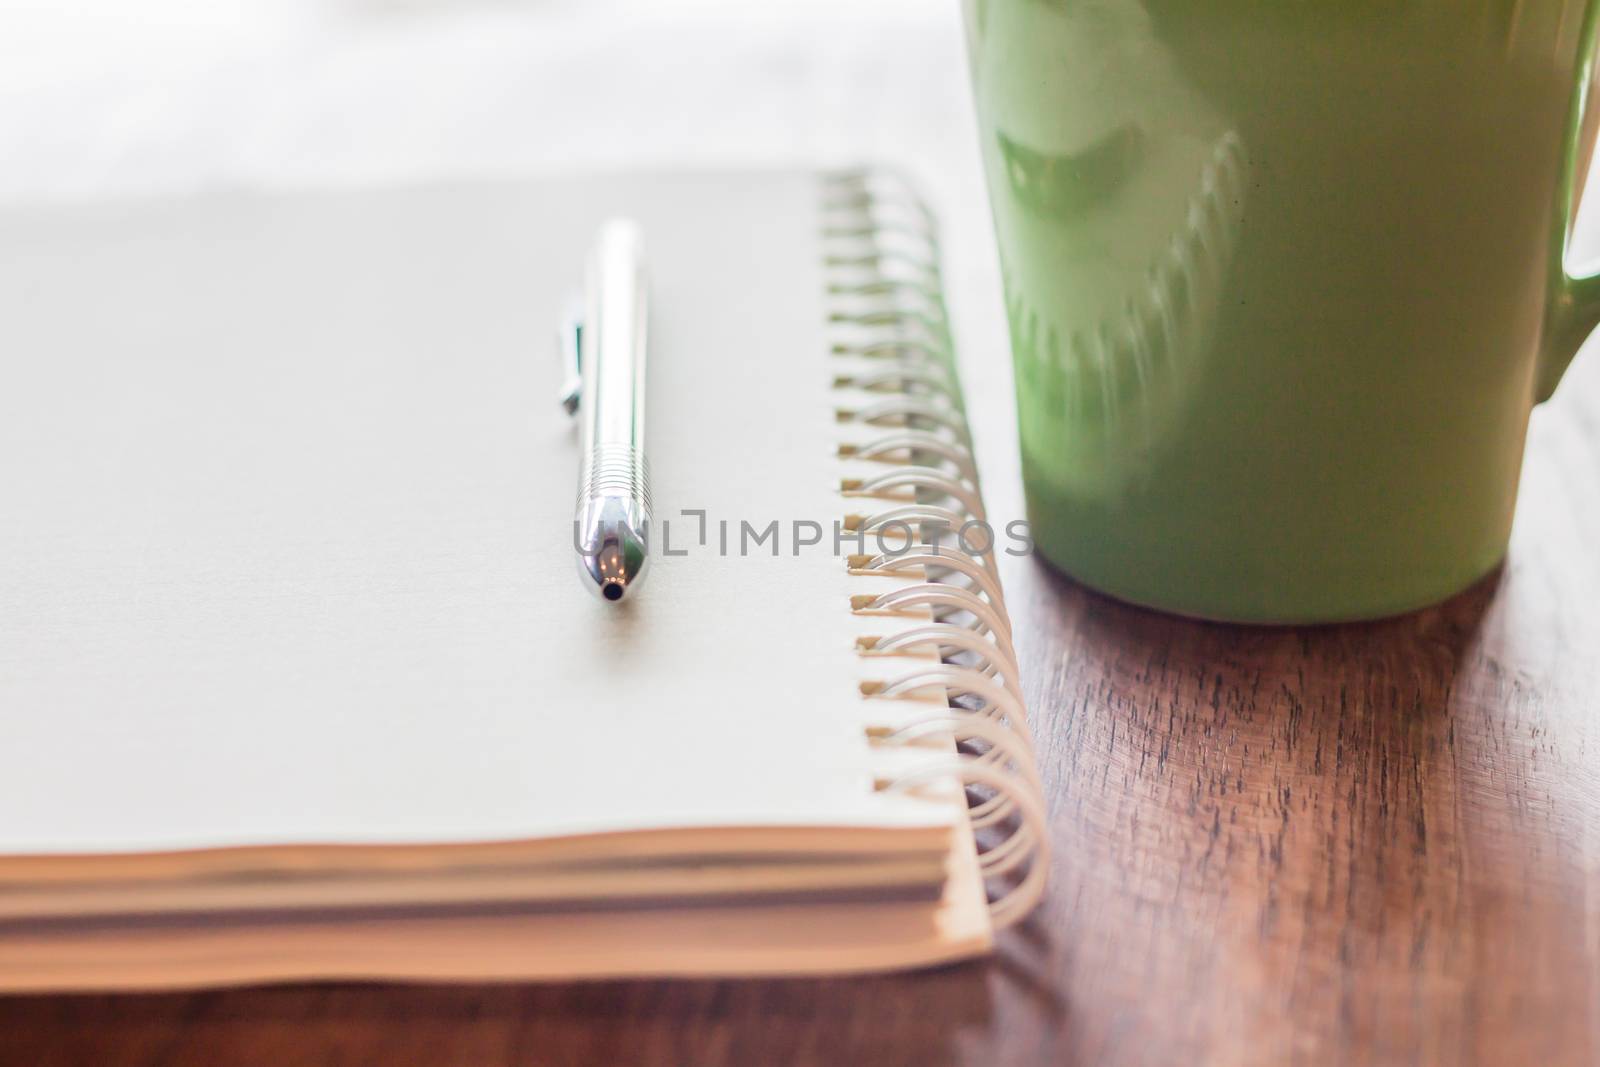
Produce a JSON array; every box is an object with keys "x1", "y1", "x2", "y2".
[{"x1": 1542, "y1": 0, "x2": 1600, "y2": 401}]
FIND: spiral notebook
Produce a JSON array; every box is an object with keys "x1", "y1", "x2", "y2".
[{"x1": 0, "y1": 170, "x2": 1046, "y2": 992}]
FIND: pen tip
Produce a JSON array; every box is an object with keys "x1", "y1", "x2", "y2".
[{"x1": 576, "y1": 521, "x2": 649, "y2": 603}]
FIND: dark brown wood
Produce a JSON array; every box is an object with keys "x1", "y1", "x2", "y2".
[{"x1": 4, "y1": 360, "x2": 1598, "y2": 1067}]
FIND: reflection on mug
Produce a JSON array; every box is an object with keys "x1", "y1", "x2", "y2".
[
  {"x1": 967, "y1": 0, "x2": 1245, "y2": 499},
  {"x1": 966, "y1": 0, "x2": 1600, "y2": 620}
]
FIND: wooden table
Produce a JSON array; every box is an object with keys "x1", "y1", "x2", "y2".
[{"x1": 4, "y1": 4, "x2": 1600, "y2": 1063}]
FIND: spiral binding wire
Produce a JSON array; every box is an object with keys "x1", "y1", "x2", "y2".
[{"x1": 823, "y1": 169, "x2": 1048, "y2": 930}]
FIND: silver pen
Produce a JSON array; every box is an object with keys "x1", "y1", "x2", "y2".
[{"x1": 563, "y1": 219, "x2": 652, "y2": 602}]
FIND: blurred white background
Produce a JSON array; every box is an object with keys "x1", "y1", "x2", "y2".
[{"x1": 0, "y1": 0, "x2": 979, "y2": 199}]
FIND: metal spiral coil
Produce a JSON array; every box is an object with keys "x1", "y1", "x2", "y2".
[{"x1": 823, "y1": 169, "x2": 1048, "y2": 930}]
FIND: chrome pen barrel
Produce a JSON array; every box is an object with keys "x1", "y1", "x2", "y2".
[{"x1": 574, "y1": 219, "x2": 652, "y2": 601}]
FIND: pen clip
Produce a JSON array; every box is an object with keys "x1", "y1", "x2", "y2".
[{"x1": 558, "y1": 293, "x2": 584, "y2": 416}]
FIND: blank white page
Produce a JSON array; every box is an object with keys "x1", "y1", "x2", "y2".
[{"x1": 0, "y1": 173, "x2": 955, "y2": 854}]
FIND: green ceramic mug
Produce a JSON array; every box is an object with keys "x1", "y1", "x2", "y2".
[{"x1": 964, "y1": 0, "x2": 1600, "y2": 622}]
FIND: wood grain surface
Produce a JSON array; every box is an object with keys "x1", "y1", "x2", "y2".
[{"x1": 3, "y1": 358, "x2": 1597, "y2": 1067}]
